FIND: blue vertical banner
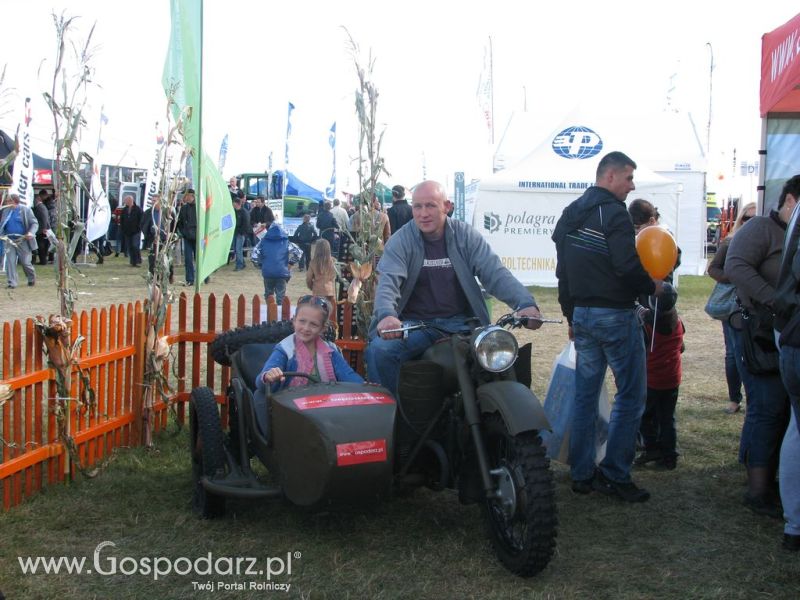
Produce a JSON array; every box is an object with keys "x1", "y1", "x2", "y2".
[
  {"x1": 217, "y1": 133, "x2": 229, "y2": 171},
  {"x1": 325, "y1": 121, "x2": 336, "y2": 198},
  {"x1": 283, "y1": 101, "x2": 295, "y2": 196},
  {"x1": 454, "y1": 171, "x2": 465, "y2": 222}
]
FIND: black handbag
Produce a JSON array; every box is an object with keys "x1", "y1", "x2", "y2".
[{"x1": 736, "y1": 307, "x2": 780, "y2": 375}]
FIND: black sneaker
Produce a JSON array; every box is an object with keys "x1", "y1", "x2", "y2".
[
  {"x1": 571, "y1": 477, "x2": 594, "y2": 495},
  {"x1": 592, "y1": 470, "x2": 650, "y2": 502}
]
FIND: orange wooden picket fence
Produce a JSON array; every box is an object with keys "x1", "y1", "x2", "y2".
[{"x1": 0, "y1": 292, "x2": 366, "y2": 511}]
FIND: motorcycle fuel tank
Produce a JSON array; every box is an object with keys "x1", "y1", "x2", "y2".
[{"x1": 271, "y1": 382, "x2": 396, "y2": 507}]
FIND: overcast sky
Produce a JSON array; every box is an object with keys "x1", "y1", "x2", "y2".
[{"x1": 0, "y1": 0, "x2": 796, "y2": 196}]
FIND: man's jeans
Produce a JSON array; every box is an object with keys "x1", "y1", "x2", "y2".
[
  {"x1": 183, "y1": 238, "x2": 196, "y2": 284},
  {"x1": 234, "y1": 234, "x2": 245, "y2": 269},
  {"x1": 365, "y1": 315, "x2": 468, "y2": 398},
  {"x1": 780, "y1": 344, "x2": 800, "y2": 437},
  {"x1": 570, "y1": 307, "x2": 646, "y2": 483}
]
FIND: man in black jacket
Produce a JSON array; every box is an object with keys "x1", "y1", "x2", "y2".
[
  {"x1": 120, "y1": 194, "x2": 143, "y2": 266},
  {"x1": 552, "y1": 151, "x2": 663, "y2": 503},
  {"x1": 33, "y1": 190, "x2": 51, "y2": 265},
  {"x1": 232, "y1": 193, "x2": 250, "y2": 270},
  {"x1": 177, "y1": 189, "x2": 198, "y2": 284},
  {"x1": 387, "y1": 185, "x2": 412, "y2": 233},
  {"x1": 315, "y1": 201, "x2": 339, "y2": 257}
]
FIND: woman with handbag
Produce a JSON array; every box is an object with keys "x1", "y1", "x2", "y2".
[
  {"x1": 707, "y1": 203, "x2": 755, "y2": 414},
  {"x1": 725, "y1": 189, "x2": 797, "y2": 518}
]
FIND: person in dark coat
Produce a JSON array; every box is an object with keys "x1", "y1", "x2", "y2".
[
  {"x1": 293, "y1": 213, "x2": 317, "y2": 271},
  {"x1": 315, "y1": 201, "x2": 339, "y2": 257},
  {"x1": 120, "y1": 194, "x2": 143, "y2": 266},
  {"x1": 32, "y1": 190, "x2": 52, "y2": 265},
  {"x1": 387, "y1": 185, "x2": 413, "y2": 233}
]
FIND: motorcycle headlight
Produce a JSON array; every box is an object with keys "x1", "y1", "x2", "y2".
[{"x1": 472, "y1": 326, "x2": 518, "y2": 372}]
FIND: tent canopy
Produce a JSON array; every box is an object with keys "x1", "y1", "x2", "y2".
[
  {"x1": 475, "y1": 115, "x2": 688, "y2": 287},
  {"x1": 760, "y1": 12, "x2": 800, "y2": 116}
]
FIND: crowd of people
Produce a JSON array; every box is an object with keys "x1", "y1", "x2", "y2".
[{"x1": 3, "y1": 161, "x2": 799, "y2": 553}]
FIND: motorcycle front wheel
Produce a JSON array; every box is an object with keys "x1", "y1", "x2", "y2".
[{"x1": 482, "y1": 413, "x2": 557, "y2": 577}]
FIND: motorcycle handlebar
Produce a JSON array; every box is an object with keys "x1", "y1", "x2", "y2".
[{"x1": 379, "y1": 315, "x2": 562, "y2": 337}]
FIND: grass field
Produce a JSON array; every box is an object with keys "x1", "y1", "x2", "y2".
[{"x1": 1, "y1": 256, "x2": 799, "y2": 599}]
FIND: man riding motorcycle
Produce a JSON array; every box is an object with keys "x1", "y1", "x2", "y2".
[{"x1": 366, "y1": 180, "x2": 543, "y2": 398}]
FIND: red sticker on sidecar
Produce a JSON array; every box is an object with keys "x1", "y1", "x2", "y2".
[
  {"x1": 336, "y1": 439, "x2": 388, "y2": 466},
  {"x1": 293, "y1": 392, "x2": 395, "y2": 410}
]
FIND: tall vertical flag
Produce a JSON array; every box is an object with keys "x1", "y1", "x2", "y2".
[
  {"x1": 217, "y1": 133, "x2": 229, "y2": 171},
  {"x1": 325, "y1": 121, "x2": 336, "y2": 199},
  {"x1": 87, "y1": 107, "x2": 111, "y2": 241},
  {"x1": 476, "y1": 38, "x2": 494, "y2": 145},
  {"x1": 143, "y1": 122, "x2": 165, "y2": 210},
  {"x1": 10, "y1": 98, "x2": 34, "y2": 207},
  {"x1": 163, "y1": 0, "x2": 234, "y2": 288},
  {"x1": 283, "y1": 101, "x2": 295, "y2": 196}
]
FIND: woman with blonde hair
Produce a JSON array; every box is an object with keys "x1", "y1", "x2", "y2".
[
  {"x1": 306, "y1": 238, "x2": 338, "y2": 326},
  {"x1": 707, "y1": 202, "x2": 756, "y2": 415}
]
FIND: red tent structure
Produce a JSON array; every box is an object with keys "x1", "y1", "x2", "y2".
[{"x1": 760, "y1": 12, "x2": 800, "y2": 212}]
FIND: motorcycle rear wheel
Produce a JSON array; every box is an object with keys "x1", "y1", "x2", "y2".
[
  {"x1": 190, "y1": 387, "x2": 227, "y2": 518},
  {"x1": 482, "y1": 413, "x2": 557, "y2": 577}
]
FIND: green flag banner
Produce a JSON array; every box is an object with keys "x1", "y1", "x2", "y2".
[{"x1": 163, "y1": 0, "x2": 234, "y2": 286}]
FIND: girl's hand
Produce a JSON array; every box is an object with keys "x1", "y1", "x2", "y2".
[{"x1": 262, "y1": 368, "x2": 285, "y2": 384}]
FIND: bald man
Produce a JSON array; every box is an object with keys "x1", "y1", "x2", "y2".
[{"x1": 366, "y1": 180, "x2": 542, "y2": 398}]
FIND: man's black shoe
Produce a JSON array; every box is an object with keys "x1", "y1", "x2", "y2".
[
  {"x1": 571, "y1": 477, "x2": 594, "y2": 494},
  {"x1": 592, "y1": 470, "x2": 650, "y2": 502},
  {"x1": 783, "y1": 534, "x2": 800, "y2": 551}
]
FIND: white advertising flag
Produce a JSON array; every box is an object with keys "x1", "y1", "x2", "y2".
[
  {"x1": 143, "y1": 122, "x2": 165, "y2": 209},
  {"x1": 10, "y1": 98, "x2": 34, "y2": 207},
  {"x1": 86, "y1": 162, "x2": 111, "y2": 241}
]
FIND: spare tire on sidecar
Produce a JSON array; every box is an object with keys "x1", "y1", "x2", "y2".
[{"x1": 190, "y1": 323, "x2": 395, "y2": 518}]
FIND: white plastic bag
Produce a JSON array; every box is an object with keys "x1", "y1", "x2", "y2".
[{"x1": 540, "y1": 341, "x2": 610, "y2": 464}]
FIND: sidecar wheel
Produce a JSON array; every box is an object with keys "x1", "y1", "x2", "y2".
[
  {"x1": 190, "y1": 387, "x2": 227, "y2": 519},
  {"x1": 482, "y1": 414, "x2": 557, "y2": 577}
]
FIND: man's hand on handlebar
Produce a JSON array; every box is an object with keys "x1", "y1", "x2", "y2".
[
  {"x1": 376, "y1": 316, "x2": 404, "y2": 339},
  {"x1": 517, "y1": 306, "x2": 544, "y2": 330}
]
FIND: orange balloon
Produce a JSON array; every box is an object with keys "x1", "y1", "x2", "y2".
[{"x1": 635, "y1": 226, "x2": 677, "y2": 279}]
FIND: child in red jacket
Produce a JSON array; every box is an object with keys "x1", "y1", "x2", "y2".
[{"x1": 635, "y1": 283, "x2": 685, "y2": 470}]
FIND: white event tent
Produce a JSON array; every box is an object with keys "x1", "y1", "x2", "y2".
[{"x1": 474, "y1": 111, "x2": 706, "y2": 286}]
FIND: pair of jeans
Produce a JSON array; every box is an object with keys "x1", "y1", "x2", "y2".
[
  {"x1": 183, "y1": 238, "x2": 196, "y2": 283},
  {"x1": 234, "y1": 234, "x2": 245, "y2": 269},
  {"x1": 780, "y1": 344, "x2": 800, "y2": 437},
  {"x1": 722, "y1": 320, "x2": 743, "y2": 404},
  {"x1": 570, "y1": 307, "x2": 646, "y2": 483},
  {"x1": 730, "y1": 327, "x2": 789, "y2": 467},
  {"x1": 780, "y1": 406, "x2": 800, "y2": 537},
  {"x1": 365, "y1": 315, "x2": 469, "y2": 398},
  {"x1": 263, "y1": 278, "x2": 287, "y2": 306}
]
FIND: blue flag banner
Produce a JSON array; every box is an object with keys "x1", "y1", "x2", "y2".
[
  {"x1": 326, "y1": 121, "x2": 336, "y2": 199},
  {"x1": 283, "y1": 102, "x2": 295, "y2": 195},
  {"x1": 218, "y1": 133, "x2": 229, "y2": 171}
]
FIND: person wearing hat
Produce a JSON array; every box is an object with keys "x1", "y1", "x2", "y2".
[{"x1": 387, "y1": 184, "x2": 412, "y2": 234}]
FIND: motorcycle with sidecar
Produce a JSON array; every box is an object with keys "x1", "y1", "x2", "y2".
[{"x1": 189, "y1": 314, "x2": 557, "y2": 577}]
